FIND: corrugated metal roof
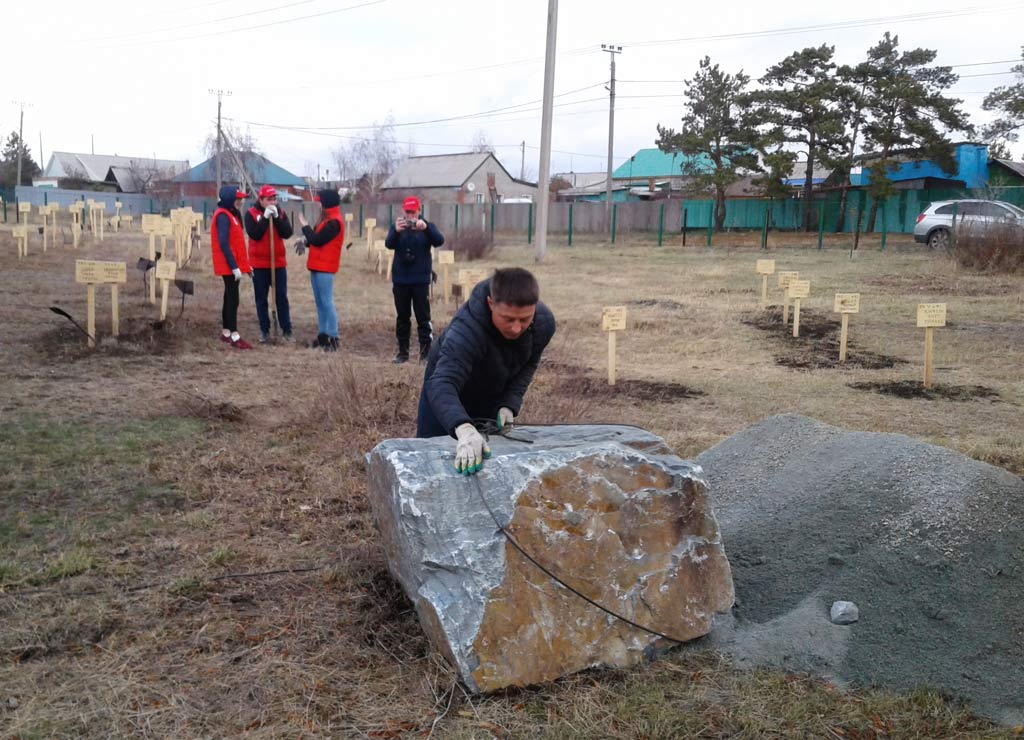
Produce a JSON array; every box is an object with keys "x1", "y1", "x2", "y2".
[
  {"x1": 173, "y1": 153, "x2": 305, "y2": 186},
  {"x1": 993, "y1": 159, "x2": 1024, "y2": 178},
  {"x1": 554, "y1": 171, "x2": 607, "y2": 189},
  {"x1": 612, "y1": 148, "x2": 715, "y2": 179},
  {"x1": 383, "y1": 152, "x2": 492, "y2": 189},
  {"x1": 785, "y1": 160, "x2": 833, "y2": 184},
  {"x1": 44, "y1": 152, "x2": 189, "y2": 181}
]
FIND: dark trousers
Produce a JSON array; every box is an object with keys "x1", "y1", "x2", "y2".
[
  {"x1": 252, "y1": 267, "x2": 292, "y2": 334},
  {"x1": 221, "y1": 275, "x2": 239, "y2": 332},
  {"x1": 393, "y1": 283, "x2": 432, "y2": 352}
]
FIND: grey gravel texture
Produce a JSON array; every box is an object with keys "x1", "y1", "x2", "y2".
[{"x1": 693, "y1": 413, "x2": 1024, "y2": 725}]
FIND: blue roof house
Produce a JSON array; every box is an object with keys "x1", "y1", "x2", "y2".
[{"x1": 851, "y1": 142, "x2": 989, "y2": 189}]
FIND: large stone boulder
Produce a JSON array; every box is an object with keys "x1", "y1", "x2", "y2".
[{"x1": 366, "y1": 425, "x2": 734, "y2": 692}]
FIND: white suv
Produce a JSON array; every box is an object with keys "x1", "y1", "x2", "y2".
[{"x1": 913, "y1": 199, "x2": 1024, "y2": 250}]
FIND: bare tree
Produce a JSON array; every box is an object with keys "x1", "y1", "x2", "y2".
[
  {"x1": 331, "y1": 117, "x2": 403, "y2": 201},
  {"x1": 471, "y1": 130, "x2": 495, "y2": 153},
  {"x1": 202, "y1": 123, "x2": 263, "y2": 186}
]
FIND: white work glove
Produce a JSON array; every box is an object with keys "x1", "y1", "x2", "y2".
[
  {"x1": 232, "y1": 267, "x2": 242, "y2": 281},
  {"x1": 264, "y1": 205, "x2": 278, "y2": 219},
  {"x1": 497, "y1": 407, "x2": 515, "y2": 430},
  {"x1": 454, "y1": 423, "x2": 490, "y2": 476}
]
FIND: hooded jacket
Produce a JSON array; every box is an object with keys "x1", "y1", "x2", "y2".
[
  {"x1": 422, "y1": 278, "x2": 555, "y2": 435},
  {"x1": 211, "y1": 185, "x2": 250, "y2": 276}
]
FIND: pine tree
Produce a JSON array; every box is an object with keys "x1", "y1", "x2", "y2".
[
  {"x1": 747, "y1": 45, "x2": 849, "y2": 230},
  {"x1": 853, "y1": 33, "x2": 972, "y2": 232},
  {"x1": 656, "y1": 57, "x2": 760, "y2": 232},
  {"x1": 0, "y1": 131, "x2": 41, "y2": 189},
  {"x1": 982, "y1": 47, "x2": 1024, "y2": 156}
]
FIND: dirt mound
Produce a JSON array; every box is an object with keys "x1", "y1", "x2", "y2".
[
  {"x1": 850, "y1": 380, "x2": 1001, "y2": 402},
  {"x1": 743, "y1": 307, "x2": 904, "y2": 370},
  {"x1": 693, "y1": 414, "x2": 1024, "y2": 725},
  {"x1": 557, "y1": 375, "x2": 704, "y2": 403}
]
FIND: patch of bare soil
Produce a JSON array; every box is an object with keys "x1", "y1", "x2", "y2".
[
  {"x1": 864, "y1": 272, "x2": 1017, "y2": 297},
  {"x1": 744, "y1": 307, "x2": 904, "y2": 370},
  {"x1": 556, "y1": 375, "x2": 704, "y2": 403},
  {"x1": 849, "y1": 380, "x2": 1002, "y2": 402},
  {"x1": 629, "y1": 298, "x2": 684, "y2": 310}
]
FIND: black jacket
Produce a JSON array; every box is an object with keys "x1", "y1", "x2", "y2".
[
  {"x1": 384, "y1": 221, "x2": 445, "y2": 285},
  {"x1": 422, "y1": 278, "x2": 555, "y2": 435}
]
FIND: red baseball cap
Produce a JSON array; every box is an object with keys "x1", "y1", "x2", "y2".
[
  {"x1": 234, "y1": 189, "x2": 247, "y2": 200},
  {"x1": 402, "y1": 196, "x2": 420, "y2": 212},
  {"x1": 258, "y1": 185, "x2": 278, "y2": 198}
]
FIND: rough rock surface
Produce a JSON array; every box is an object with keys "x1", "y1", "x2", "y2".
[
  {"x1": 366, "y1": 424, "x2": 734, "y2": 692},
  {"x1": 694, "y1": 414, "x2": 1024, "y2": 725}
]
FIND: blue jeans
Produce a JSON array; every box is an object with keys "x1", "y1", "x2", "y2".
[
  {"x1": 309, "y1": 270, "x2": 338, "y2": 337},
  {"x1": 252, "y1": 267, "x2": 291, "y2": 334}
]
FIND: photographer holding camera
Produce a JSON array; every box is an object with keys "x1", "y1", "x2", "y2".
[{"x1": 385, "y1": 196, "x2": 445, "y2": 364}]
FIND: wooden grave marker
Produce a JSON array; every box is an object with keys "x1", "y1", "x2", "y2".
[
  {"x1": 787, "y1": 279, "x2": 810, "y2": 337},
  {"x1": 94, "y1": 202, "x2": 106, "y2": 241},
  {"x1": 69, "y1": 202, "x2": 84, "y2": 248},
  {"x1": 457, "y1": 268, "x2": 489, "y2": 304},
  {"x1": 141, "y1": 214, "x2": 163, "y2": 303},
  {"x1": 436, "y1": 249, "x2": 455, "y2": 303},
  {"x1": 38, "y1": 205, "x2": 50, "y2": 251},
  {"x1": 834, "y1": 293, "x2": 860, "y2": 362},
  {"x1": 365, "y1": 218, "x2": 377, "y2": 257},
  {"x1": 155, "y1": 259, "x2": 177, "y2": 320},
  {"x1": 75, "y1": 259, "x2": 127, "y2": 347},
  {"x1": 777, "y1": 270, "x2": 799, "y2": 325},
  {"x1": 916, "y1": 303, "x2": 946, "y2": 389},
  {"x1": 18, "y1": 202, "x2": 32, "y2": 228},
  {"x1": 602, "y1": 306, "x2": 627, "y2": 386},
  {"x1": 756, "y1": 258, "x2": 775, "y2": 309},
  {"x1": 113, "y1": 201, "x2": 122, "y2": 231},
  {"x1": 13, "y1": 224, "x2": 28, "y2": 257}
]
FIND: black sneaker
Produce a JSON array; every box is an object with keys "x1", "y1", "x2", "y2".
[
  {"x1": 310, "y1": 333, "x2": 327, "y2": 349},
  {"x1": 393, "y1": 351, "x2": 409, "y2": 364},
  {"x1": 258, "y1": 331, "x2": 270, "y2": 344},
  {"x1": 324, "y1": 337, "x2": 339, "y2": 352}
]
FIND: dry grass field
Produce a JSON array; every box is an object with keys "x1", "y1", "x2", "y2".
[{"x1": 1, "y1": 219, "x2": 1021, "y2": 739}]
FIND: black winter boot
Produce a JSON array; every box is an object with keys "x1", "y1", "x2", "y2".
[
  {"x1": 311, "y1": 333, "x2": 328, "y2": 349},
  {"x1": 324, "y1": 337, "x2": 339, "y2": 352}
]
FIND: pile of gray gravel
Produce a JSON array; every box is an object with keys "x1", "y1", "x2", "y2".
[{"x1": 693, "y1": 414, "x2": 1024, "y2": 725}]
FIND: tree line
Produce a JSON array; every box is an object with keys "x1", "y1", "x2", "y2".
[{"x1": 656, "y1": 34, "x2": 1024, "y2": 232}]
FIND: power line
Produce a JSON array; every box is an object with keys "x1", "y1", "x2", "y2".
[
  {"x1": 227, "y1": 82, "x2": 607, "y2": 132},
  {"x1": 93, "y1": 0, "x2": 387, "y2": 49},
  {"x1": 77, "y1": 0, "x2": 320, "y2": 43},
  {"x1": 617, "y1": 4, "x2": 1020, "y2": 48}
]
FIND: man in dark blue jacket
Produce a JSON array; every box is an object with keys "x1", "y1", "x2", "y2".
[
  {"x1": 417, "y1": 267, "x2": 556, "y2": 475},
  {"x1": 385, "y1": 196, "x2": 445, "y2": 363}
]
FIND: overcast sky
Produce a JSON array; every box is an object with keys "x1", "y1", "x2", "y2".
[{"x1": 8, "y1": 0, "x2": 1024, "y2": 182}]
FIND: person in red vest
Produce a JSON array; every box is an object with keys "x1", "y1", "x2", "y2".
[
  {"x1": 244, "y1": 185, "x2": 295, "y2": 343},
  {"x1": 211, "y1": 185, "x2": 253, "y2": 349},
  {"x1": 297, "y1": 189, "x2": 344, "y2": 351}
]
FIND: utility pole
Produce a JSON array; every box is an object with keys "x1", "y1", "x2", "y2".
[
  {"x1": 520, "y1": 140, "x2": 526, "y2": 180},
  {"x1": 12, "y1": 100, "x2": 29, "y2": 188},
  {"x1": 535, "y1": 0, "x2": 558, "y2": 263},
  {"x1": 602, "y1": 44, "x2": 622, "y2": 236},
  {"x1": 209, "y1": 89, "x2": 232, "y2": 195}
]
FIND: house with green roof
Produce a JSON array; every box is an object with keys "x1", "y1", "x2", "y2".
[
  {"x1": 564, "y1": 147, "x2": 762, "y2": 202},
  {"x1": 173, "y1": 153, "x2": 306, "y2": 198}
]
